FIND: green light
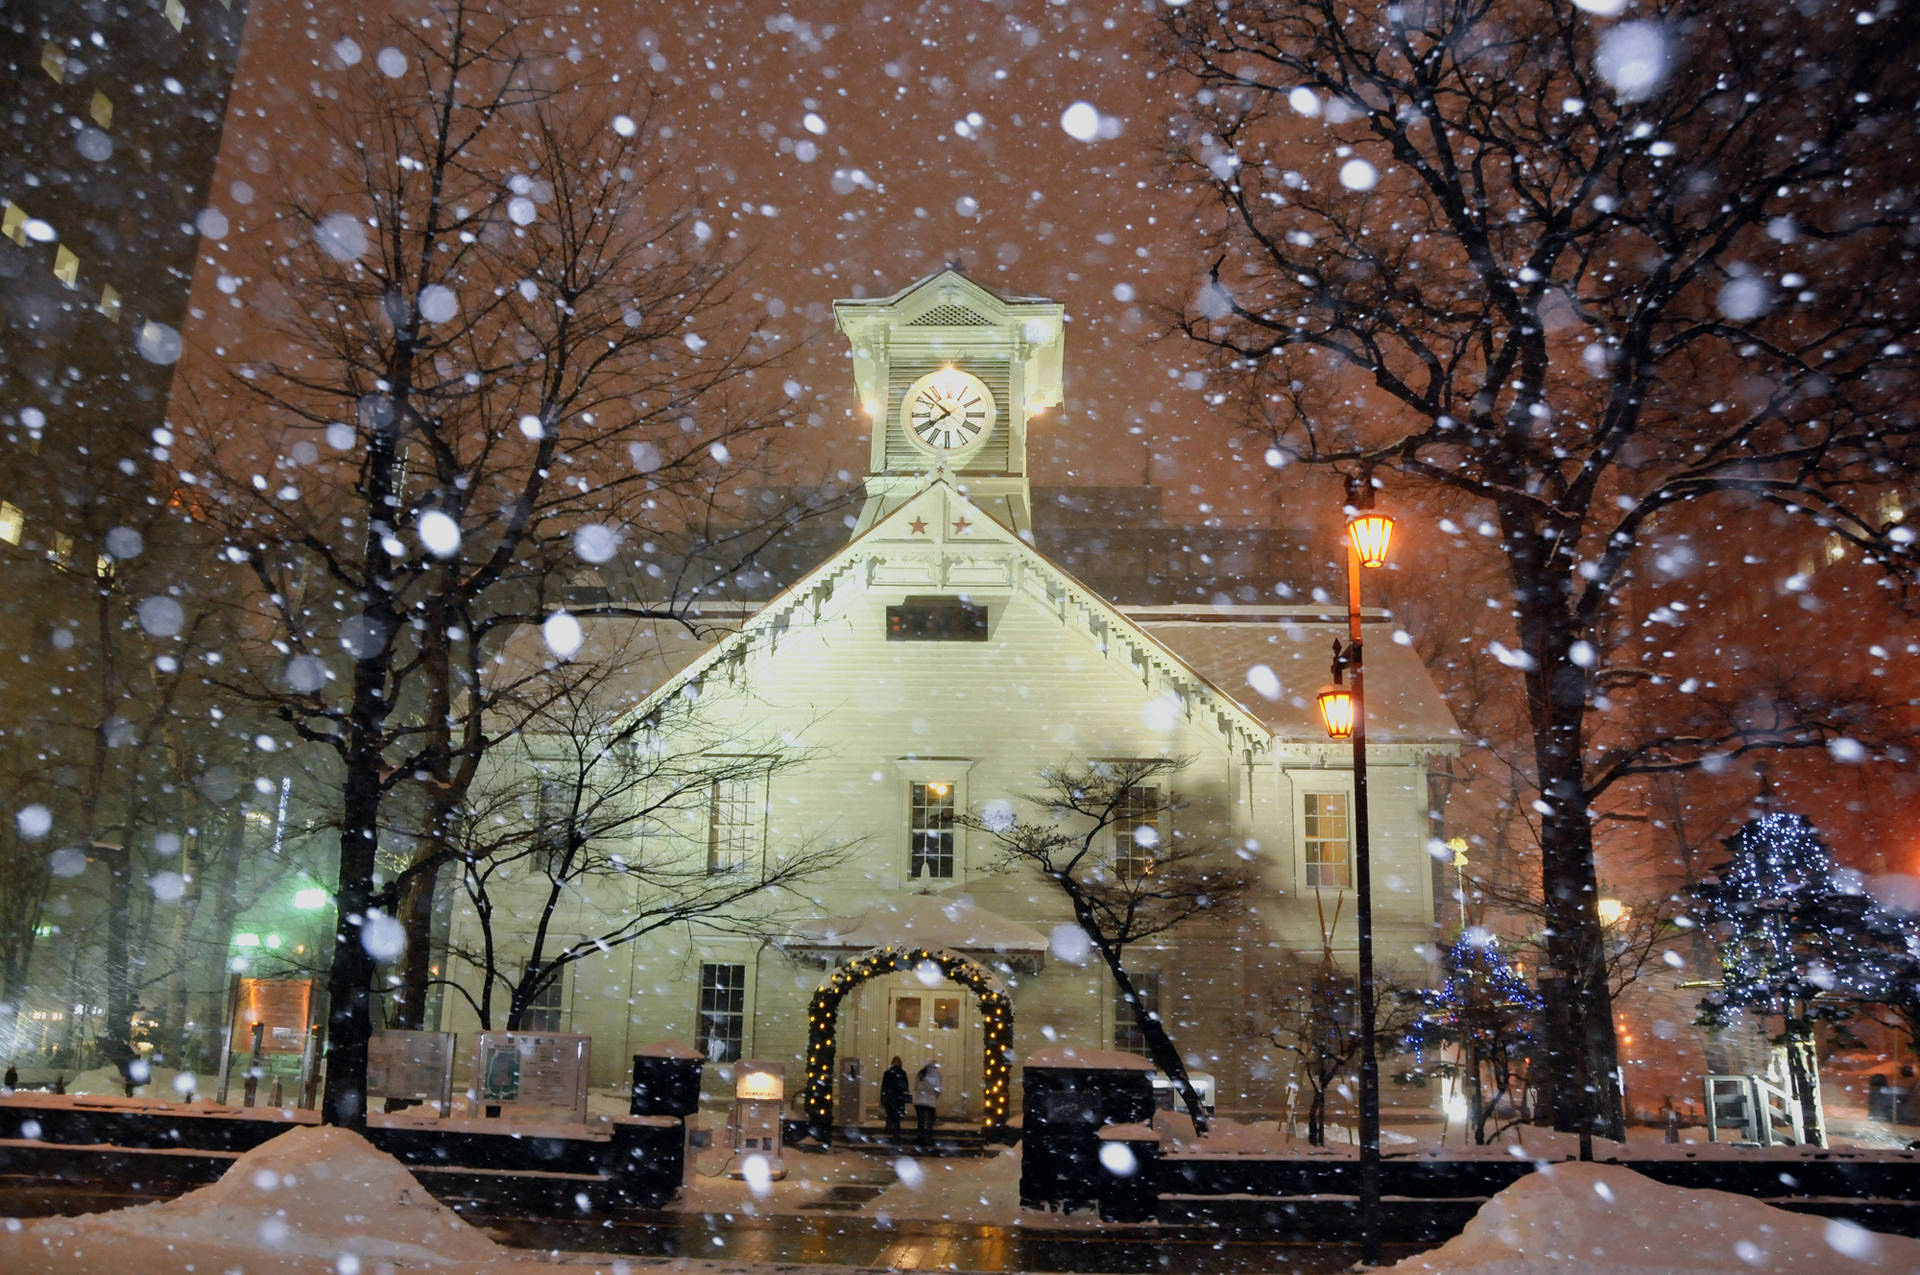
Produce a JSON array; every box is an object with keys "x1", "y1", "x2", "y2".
[
  {"x1": 292, "y1": 888, "x2": 328, "y2": 910},
  {"x1": 233, "y1": 932, "x2": 261, "y2": 948},
  {"x1": 265, "y1": 934, "x2": 282, "y2": 950}
]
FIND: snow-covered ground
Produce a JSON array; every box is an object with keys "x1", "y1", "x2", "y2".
[
  {"x1": 1384, "y1": 1160, "x2": 1920, "y2": 1274},
  {"x1": 3, "y1": 1118, "x2": 1918, "y2": 1273}
]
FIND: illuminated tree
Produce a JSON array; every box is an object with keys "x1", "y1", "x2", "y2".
[
  {"x1": 1693, "y1": 811, "x2": 1866, "y2": 1146},
  {"x1": 1414, "y1": 930, "x2": 1540, "y2": 1144}
]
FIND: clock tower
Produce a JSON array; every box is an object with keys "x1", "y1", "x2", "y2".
[{"x1": 834, "y1": 269, "x2": 1064, "y2": 536}]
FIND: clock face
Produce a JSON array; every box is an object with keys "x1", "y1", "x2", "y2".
[{"x1": 902, "y1": 368, "x2": 996, "y2": 453}]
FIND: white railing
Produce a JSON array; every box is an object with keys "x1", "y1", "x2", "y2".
[{"x1": 1704, "y1": 1073, "x2": 1803, "y2": 1146}]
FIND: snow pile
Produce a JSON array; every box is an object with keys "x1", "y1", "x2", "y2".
[
  {"x1": 1155, "y1": 1111, "x2": 1417, "y2": 1156},
  {"x1": 1024, "y1": 1045, "x2": 1155, "y2": 1070},
  {"x1": 0, "y1": 1125, "x2": 504, "y2": 1271},
  {"x1": 1389, "y1": 1162, "x2": 1920, "y2": 1274},
  {"x1": 863, "y1": 1143, "x2": 1028, "y2": 1226}
]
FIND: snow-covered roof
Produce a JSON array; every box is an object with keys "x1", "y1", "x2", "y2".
[
  {"x1": 786, "y1": 893, "x2": 1049, "y2": 954},
  {"x1": 1135, "y1": 614, "x2": 1462, "y2": 747}
]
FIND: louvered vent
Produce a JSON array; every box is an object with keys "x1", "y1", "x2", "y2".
[{"x1": 909, "y1": 304, "x2": 990, "y2": 326}]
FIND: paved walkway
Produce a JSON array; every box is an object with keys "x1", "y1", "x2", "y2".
[{"x1": 486, "y1": 1213, "x2": 1403, "y2": 1274}]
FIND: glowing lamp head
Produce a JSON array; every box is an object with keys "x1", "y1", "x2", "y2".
[
  {"x1": 1597, "y1": 897, "x2": 1628, "y2": 927},
  {"x1": 1316, "y1": 683, "x2": 1356, "y2": 740},
  {"x1": 1347, "y1": 510, "x2": 1396, "y2": 568}
]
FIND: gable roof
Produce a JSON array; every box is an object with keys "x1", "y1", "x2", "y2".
[
  {"x1": 1133, "y1": 613, "x2": 1463, "y2": 746},
  {"x1": 843, "y1": 267, "x2": 1054, "y2": 312},
  {"x1": 629, "y1": 477, "x2": 1281, "y2": 753}
]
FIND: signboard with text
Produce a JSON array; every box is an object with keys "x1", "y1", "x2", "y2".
[
  {"x1": 367, "y1": 1029, "x2": 457, "y2": 1116},
  {"x1": 230, "y1": 978, "x2": 314, "y2": 1055},
  {"x1": 218, "y1": 975, "x2": 316, "y2": 1104},
  {"x1": 469, "y1": 1032, "x2": 591, "y2": 1122}
]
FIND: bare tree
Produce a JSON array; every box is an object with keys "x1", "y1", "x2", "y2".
[
  {"x1": 179, "y1": 0, "x2": 815, "y2": 1126},
  {"x1": 962, "y1": 756, "x2": 1250, "y2": 1132},
  {"x1": 442, "y1": 646, "x2": 851, "y2": 1033},
  {"x1": 1264, "y1": 894, "x2": 1420, "y2": 1146},
  {"x1": 1160, "y1": 0, "x2": 1920, "y2": 1137}
]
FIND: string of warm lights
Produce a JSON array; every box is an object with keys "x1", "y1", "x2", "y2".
[{"x1": 801, "y1": 945, "x2": 1014, "y2": 1134}]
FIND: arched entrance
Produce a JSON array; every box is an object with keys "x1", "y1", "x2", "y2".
[{"x1": 802, "y1": 945, "x2": 1012, "y2": 1138}]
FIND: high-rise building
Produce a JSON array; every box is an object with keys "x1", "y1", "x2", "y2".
[
  {"x1": 0, "y1": 0, "x2": 250, "y2": 1046},
  {"x1": 1, "y1": 0, "x2": 247, "y2": 548}
]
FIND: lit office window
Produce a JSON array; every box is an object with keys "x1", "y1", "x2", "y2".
[
  {"x1": 1113, "y1": 784, "x2": 1161, "y2": 882},
  {"x1": 1303, "y1": 792, "x2": 1352, "y2": 890},
  {"x1": 909, "y1": 781, "x2": 955, "y2": 879}
]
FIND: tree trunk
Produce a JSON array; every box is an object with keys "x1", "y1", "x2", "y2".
[
  {"x1": 1468, "y1": 1040, "x2": 1487, "y2": 1145},
  {"x1": 389, "y1": 866, "x2": 440, "y2": 1032},
  {"x1": 1786, "y1": 1015, "x2": 1825, "y2": 1148},
  {"x1": 159, "y1": 824, "x2": 204, "y2": 1066},
  {"x1": 100, "y1": 840, "x2": 136, "y2": 1094},
  {"x1": 391, "y1": 602, "x2": 460, "y2": 1033},
  {"x1": 1101, "y1": 942, "x2": 1207, "y2": 1132},
  {"x1": 1307, "y1": 1087, "x2": 1326, "y2": 1146},
  {"x1": 320, "y1": 392, "x2": 406, "y2": 1130},
  {"x1": 184, "y1": 810, "x2": 249, "y2": 1074},
  {"x1": 1505, "y1": 514, "x2": 1624, "y2": 1139}
]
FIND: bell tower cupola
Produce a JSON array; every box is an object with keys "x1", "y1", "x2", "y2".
[{"x1": 834, "y1": 269, "x2": 1064, "y2": 536}]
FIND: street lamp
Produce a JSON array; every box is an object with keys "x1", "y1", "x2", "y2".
[
  {"x1": 1317, "y1": 472, "x2": 1395, "y2": 1264},
  {"x1": 1449, "y1": 838, "x2": 1471, "y2": 929}
]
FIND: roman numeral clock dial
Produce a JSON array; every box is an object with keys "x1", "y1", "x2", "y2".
[{"x1": 901, "y1": 368, "x2": 997, "y2": 457}]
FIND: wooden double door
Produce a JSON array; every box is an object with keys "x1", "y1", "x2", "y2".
[{"x1": 863, "y1": 974, "x2": 975, "y2": 1119}]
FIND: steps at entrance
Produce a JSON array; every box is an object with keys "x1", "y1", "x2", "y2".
[{"x1": 831, "y1": 1123, "x2": 1003, "y2": 1157}]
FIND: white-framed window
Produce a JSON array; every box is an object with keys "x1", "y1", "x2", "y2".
[
  {"x1": 708, "y1": 773, "x2": 764, "y2": 873},
  {"x1": 1113, "y1": 784, "x2": 1161, "y2": 882},
  {"x1": 910, "y1": 780, "x2": 955, "y2": 879},
  {"x1": 1303, "y1": 791, "x2": 1352, "y2": 890},
  {"x1": 1113, "y1": 970, "x2": 1161, "y2": 1055},
  {"x1": 520, "y1": 969, "x2": 567, "y2": 1032},
  {"x1": 697, "y1": 962, "x2": 747, "y2": 1061},
  {"x1": 892, "y1": 758, "x2": 977, "y2": 884},
  {"x1": 534, "y1": 777, "x2": 576, "y2": 875}
]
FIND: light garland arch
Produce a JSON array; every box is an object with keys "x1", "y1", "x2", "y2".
[{"x1": 801, "y1": 945, "x2": 1013, "y2": 1139}]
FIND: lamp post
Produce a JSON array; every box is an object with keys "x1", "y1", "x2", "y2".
[
  {"x1": 1313, "y1": 473, "x2": 1394, "y2": 1265},
  {"x1": 1449, "y1": 838, "x2": 1471, "y2": 930}
]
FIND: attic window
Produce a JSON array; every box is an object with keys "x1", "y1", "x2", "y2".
[{"x1": 886, "y1": 596, "x2": 988, "y2": 641}]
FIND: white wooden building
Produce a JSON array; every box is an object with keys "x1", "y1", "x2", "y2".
[{"x1": 441, "y1": 270, "x2": 1462, "y2": 1121}]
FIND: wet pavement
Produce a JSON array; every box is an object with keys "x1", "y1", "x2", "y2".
[
  {"x1": 487, "y1": 1212, "x2": 1411, "y2": 1273},
  {"x1": 0, "y1": 1183, "x2": 1410, "y2": 1272}
]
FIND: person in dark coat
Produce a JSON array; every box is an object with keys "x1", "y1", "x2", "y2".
[{"x1": 880, "y1": 1056, "x2": 910, "y2": 1140}]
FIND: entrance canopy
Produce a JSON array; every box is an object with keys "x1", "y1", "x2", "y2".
[{"x1": 784, "y1": 894, "x2": 1048, "y2": 958}]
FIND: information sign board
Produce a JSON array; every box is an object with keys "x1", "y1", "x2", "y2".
[
  {"x1": 367, "y1": 1029, "x2": 457, "y2": 1116},
  {"x1": 470, "y1": 1032, "x2": 591, "y2": 1122}
]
